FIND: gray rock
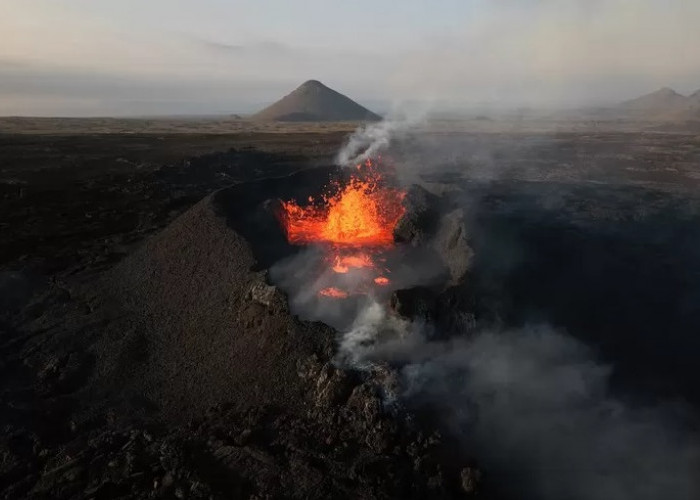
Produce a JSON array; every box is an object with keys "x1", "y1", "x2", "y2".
[
  {"x1": 390, "y1": 287, "x2": 437, "y2": 322},
  {"x1": 346, "y1": 383, "x2": 382, "y2": 424},
  {"x1": 431, "y1": 209, "x2": 473, "y2": 285},
  {"x1": 297, "y1": 354, "x2": 323, "y2": 382},
  {"x1": 393, "y1": 185, "x2": 441, "y2": 245},
  {"x1": 314, "y1": 363, "x2": 355, "y2": 407},
  {"x1": 248, "y1": 279, "x2": 281, "y2": 308},
  {"x1": 460, "y1": 466, "x2": 482, "y2": 495}
]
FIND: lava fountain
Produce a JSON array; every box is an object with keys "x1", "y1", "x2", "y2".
[{"x1": 278, "y1": 158, "x2": 406, "y2": 298}]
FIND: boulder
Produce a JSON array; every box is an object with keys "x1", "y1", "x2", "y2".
[
  {"x1": 460, "y1": 466, "x2": 482, "y2": 495},
  {"x1": 390, "y1": 287, "x2": 437, "y2": 322},
  {"x1": 393, "y1": 185, "x2": 441, "y2": 245},
  {"x1": 431, "y1": 209, "x2": 473, "y2": 285},
  {"x1": 394, "y1": 186, "x2": 473, "y2": 285}
]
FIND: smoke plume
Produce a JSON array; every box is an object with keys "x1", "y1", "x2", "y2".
[
  {"x1": 335, "y1": 109, "x2": 425, "y2": 168},
  {"x1": 328, "y1": 285, "x2": 698, "y2": 499},
  {"x1": 390, "y1": 325, "x2": 700, "y2": 500}
]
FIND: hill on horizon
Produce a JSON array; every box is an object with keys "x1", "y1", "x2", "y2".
[
  {"x1": 689, "y1": 89, "x2": 700, "y2": 104},
  {"x1": 619, "y1": 87, "x2": 700, "y2": 120},
  {"x1": 250, "y1": 80, "x2": 381, "y2": 122}
]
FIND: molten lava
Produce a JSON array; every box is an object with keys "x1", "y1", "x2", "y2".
[
  {"x1": 279, "y1": 158, "x2": 405, "y2": 298},
  {"x1": 332, "y1": 253, "x2": 374, "y2": 274},
  {"x1": 280, "y1": 159, "x2": 405, "y2": 247},
  {"x1": 319, "y1": 287, "x2": 349, "y2": 299}
]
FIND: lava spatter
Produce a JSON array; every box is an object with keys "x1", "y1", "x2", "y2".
[{"x1": 279, "y1": 158, "x2": 405, "y2": 297}]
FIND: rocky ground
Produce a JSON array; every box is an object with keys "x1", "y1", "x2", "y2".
[
  {"x1": 0, "y1": 132, "x2": 481, "y2": 499},
  {"x1": 2, "y1": 129, "x2": 700, "y2": 499}
]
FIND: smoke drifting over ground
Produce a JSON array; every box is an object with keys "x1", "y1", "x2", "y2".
[
  {"x1": 269, "y1": 119, "x2": 700, "y2": 500},
  {"x1": 395, "y1": 326, "x2": 699, "y2": 500}
]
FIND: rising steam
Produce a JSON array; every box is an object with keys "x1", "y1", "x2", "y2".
[{"x1": 335, "y1": 111, "x2": 424, "y2": 167}]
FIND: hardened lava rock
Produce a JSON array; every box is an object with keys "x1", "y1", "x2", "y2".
[
  {"x1": 393, "y1": 184, "x2": 441, "y2": 245},
  {"x1": 394, "y1": 184, "x2": 473, "y2": 285}
]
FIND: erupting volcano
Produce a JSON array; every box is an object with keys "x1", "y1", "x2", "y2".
[
  {"x1": 279, "y1": 158, "x2": 406, "y2": 297},
  {"x1": 280, "y1": 159, "x2": 405, "y2": 246}
]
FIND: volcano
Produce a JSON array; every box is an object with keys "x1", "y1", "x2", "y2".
[{"x1": 251, "y1": 80, "x2": 381, "y2": 122}]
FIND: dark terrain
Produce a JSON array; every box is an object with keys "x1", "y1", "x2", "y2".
[
  {"x1": 1, "y1": 131, "x2": 475, "y2": 499},
  {"x1": 1, "y1": 126, "x2": 700, "y2": 499}
]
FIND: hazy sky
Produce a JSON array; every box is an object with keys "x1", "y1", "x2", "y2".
[{"x1": 2, "y1": 0, "x2": 700, "y2": 116}]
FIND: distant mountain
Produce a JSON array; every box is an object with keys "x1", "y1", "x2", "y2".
[
  {"x1": 250, "y1": 80, "x2": 381, "y2": 122},
  {"x1": 682, "y1": 91, "x2": 700, "y2": 120},
  {"x1": 620, "y1": 87, "x2": 688, "y2": 111},
  {"x1": 619, "y1": 87, "x2": 700, "y2": 120}
]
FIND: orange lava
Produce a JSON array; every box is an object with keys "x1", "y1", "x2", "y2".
[
  {"x1": 279, "y1": 159, "x2": 405, "y2": 299},
  {"x1": 280, "y1": 160, "x2": 405, "y2": 247},
  {"x1": 319, "y1": 287, "x2": 349, "y2": 298},
  {"x1": 332, "y1": 253, "x2": 374, "y2": 273}
]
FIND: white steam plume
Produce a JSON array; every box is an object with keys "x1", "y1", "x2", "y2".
[{"x1": 335, "y1": 108, "x2": 426, "y2": 168}]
